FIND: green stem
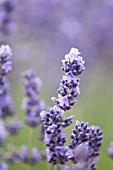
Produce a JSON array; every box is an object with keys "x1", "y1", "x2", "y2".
[{"x1": 29, "y1": 127, "x2": 33, "y2": 149}]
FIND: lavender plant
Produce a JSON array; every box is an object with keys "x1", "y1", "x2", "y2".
[
  {"x1": 0, "y1": 41, "x2": 107, "y2": 170},
  {"x1": 0, "y1": 44, "x2": 46, "y2": 169},
  {"x1": 40, "y1": 48, "x2": 103, "y2": 170}
]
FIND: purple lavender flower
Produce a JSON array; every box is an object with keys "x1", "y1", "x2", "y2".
[
  {"x1": 108, "y1": 141, "x2": 113, "y2": 159},
  {"x1": 0, "y1": 45, "x2": 14, "y2": 118},
  {"x1": 40, "y1": 106, "x2": 62, "y2": 129},
  {"x1": 0, "y1": 79, "x2": 14, "y2": 118},
  {"x1": 61, "y1": 48, "x2": 85, "y2": 76},
  {"x1": 89, "y1": 126, "x2": 103, "y2": 158},
  {"x1": 47, "y1": 145, "x2": 68, "y2": 165},
  {"x1": 40, "y1": 106, "x2": 68, "y2": 165},
  {"x1": 69, "y1": 121, "x2": 90, "y2": 150},
  {"x1": 52, "y1": 48, "x2": 84, "y2": 111},
  {"x1": 69, "y1": 121, "x2": 103, "y2": 169},
  {"x1": 40, "y1": 48, "x2": 85, "y2": 166},
  {"x1": 22, "y1": 69, "x2": 45, "y2": 127}
]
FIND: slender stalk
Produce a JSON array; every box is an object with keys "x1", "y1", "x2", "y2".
[{"x1": 29, "y1": 127, "x2": 33, "y2": 149}]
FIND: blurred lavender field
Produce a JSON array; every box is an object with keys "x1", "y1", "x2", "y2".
[{"x1": 1, "y1": 0, "x2": 113, "y2": 170}]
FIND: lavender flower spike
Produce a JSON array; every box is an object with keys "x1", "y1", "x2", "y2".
[
  {"x1": 22, "y1": 69, "x2": 45, "y2": 127},
  {"x1": 0, "y1": 45, "x2": 14, "y2": 118},
  {"x1": 52, "y1": 48, "x2": 85, "y2": 111},
  {"x1": 69, "y1": 121, "x2": 103, "y2": 170},
  {"x1": 40, "y1": 48, "x2": 85, "y2": 165},
  {"x1": 40, "y1": 106, "x2": 68, "y2": 165}
]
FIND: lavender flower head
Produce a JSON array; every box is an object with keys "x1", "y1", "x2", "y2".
[
  {"x1": 22, "y1": 69, "x2": 45, "y2": 127},
  {"x1": 62, "y1": 48, "x2": 85, "y2": 76},
  {"x1": 0, "y1": 45, "x2": 14, "y2": 118},
  {"x1": 69, "y1": 121, "x2": 103, "y2": 170},
  {"x1": 40, "y1": 106, "x2": 68, "y2": 164},
  {"x1": 52, "y1": 48, "x2": 85, "y2": 111}
]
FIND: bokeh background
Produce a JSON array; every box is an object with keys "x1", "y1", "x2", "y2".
[{"x1": 2, "y1": 0, "x2": 113, "y2": 169}]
